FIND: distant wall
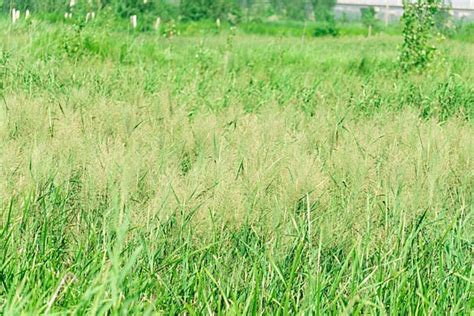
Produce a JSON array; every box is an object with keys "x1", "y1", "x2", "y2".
[{"x1": 335, "y1": 0, "x2": 474, "y2": 21}]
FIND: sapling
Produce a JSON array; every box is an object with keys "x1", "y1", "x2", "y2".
[
  {"x1": 399, "y1": 0, "x2": 443, "y2": 71},
  {"x1": 361, "y1": 7, "x2": 377, "y2": 37}
]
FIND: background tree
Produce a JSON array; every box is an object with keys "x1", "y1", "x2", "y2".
[
  {"x1": 1, "y1": 0, "x2": 337, "y2": 22},
  {"x1": 312, "y1": 0, "x2": 336, "y2": 21},
  {"x1": 400, "y1": 0, "x2": 442, "y2": 71},
  {"x1": 180, "y1": 0, "x2": 240, "y2": 21},
  {"x1": 361, "y1": 6, "x2": 377, "y2": 35}
]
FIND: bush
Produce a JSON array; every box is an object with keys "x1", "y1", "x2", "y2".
[
  {"x1": 361, "y1": 7, "x2": 377, "y2": 28},
  {"x1": 240, "y1": 20, "x2": 314, "y2": 37},
  {"x1": 313, "y1": 0, "x2": 337, "y2": 21},
  {"x1": 453, "y1": 22, "x2": 474, "y2": 42},
  {"x1": 180, "y1": 0, "x2": 241, "y2": 22},
  {"x1": 313, "y1": 19, "x2": 339, "y2": 37},
  {"x1": 399, "y1": 0, "x2": 442, "y2": 71}
]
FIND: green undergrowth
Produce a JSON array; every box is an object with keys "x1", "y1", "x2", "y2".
[{"x1": 0, "y1": 19, "x2": 473, "y2": 314}]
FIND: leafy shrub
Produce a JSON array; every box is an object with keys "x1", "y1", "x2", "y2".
[
  {"x1": 313, "y1": 0, "x2": 337, "y2": 21},
  {"x1": 180, "y1": 0, "x2": 241, "y2": 22},
  {"x1": 453, "y1": 22, "x2": 474, "y2": 42},
  {"x1": 433, "y1": 7, "x2": 455, "y2": 36},
  {"x1": 399, "y1": 0, "x2": 442, "y2": 71},
  {"x1": 240, "y1": 20, "x2": 314, "y2": 37},
  {"x1": 361, "y1": 7, "x2": 377, "y2": 29},
  {"x1": 313, "y1": 19, "x2": 339, "y2": 37}
]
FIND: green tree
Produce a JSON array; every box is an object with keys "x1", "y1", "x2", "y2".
[
  {"x1": 312, "y1": 0, "x2": 336, "y2": 21},
  {"x1": 361, "y1": 6, "x2": 378, "y2": 35},
  {"x1": 400, "y1": 0, "x2": 442, "y2": 71},
  {"x1": 180, "y1": 0, "x2": 240, "y2": 21}
]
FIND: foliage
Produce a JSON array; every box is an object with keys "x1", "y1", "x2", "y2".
[
  {"x1": 433, "y1": 7, "x2": 455, "y2": 36},
  {"x1": 312, "y1": 0, "x2": 337, "y2": 21},
  {"x1": 453, "y1": 21, "x2": 474, "y2": 42},
  {"x1": 1, "y1": 0, "x2": 339, "y2": 22},
  {"x1": 399, "y1": 0, "x2": 442, "y2": 71},
  {"x1": 361, "y1": 6, "x2": 377, "y2": 28},
  {"x1": 0, "y1": 16, "x2": 472, "y2": 315},
  {"x1": 2, "y1": 0, "x2": 66, "y2": 12},
  {"x1": 180, "y1": 0, "x2": 241, "y2": 21},
  {"x1": 313, "y1": 15, "x2": 339, "y2": 36}
]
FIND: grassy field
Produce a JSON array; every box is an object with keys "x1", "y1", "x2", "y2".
[{"x1": 0, "y1": 19, "x2": 473, "y2": 314}]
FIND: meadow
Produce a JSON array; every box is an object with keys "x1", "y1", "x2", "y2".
[{"x1": 0, "y1": 18, "x2": 473, "y2": 314}]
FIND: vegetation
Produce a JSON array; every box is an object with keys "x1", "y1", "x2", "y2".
[
  {"x1": 360, "y1": 6, "x2": 377, "y2": 36},
  {"x1": 2, "y1": 0, "x2": 338, "y2": 22},
  {"x1": 0, "y1": 5, "x2": 473, "y2": 315},
  {"x1": 400, "y1": 0, "x2": 442, "y2": 71}
]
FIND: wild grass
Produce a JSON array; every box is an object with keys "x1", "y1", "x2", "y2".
[{"x1": 0, "y1": 18, "x2": 473, "y2": 314}]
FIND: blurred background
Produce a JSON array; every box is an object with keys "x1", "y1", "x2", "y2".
[
  {"x1": 2, "y1": 0, "x2": 473, "y2": 22},
  {"x1": 1, "y1": 1, "x2": 473, "y2": 41}
]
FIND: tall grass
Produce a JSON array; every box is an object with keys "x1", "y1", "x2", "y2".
[{"x1": 0, "y1": 18, "x2": 472, "y2": 314}]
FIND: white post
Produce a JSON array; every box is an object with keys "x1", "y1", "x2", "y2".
[
  {"x1": 25, "y1": 9, "x2": 30, "y2": 19},
  {"x1": 12, "y1": 8, "x2": 18, "y2": 24},
  {"x1": 154, "y1": 17, "x2": 161, "y2": 32},
  {"x1": 131, "y1": 15, "x2": 137, "y2": 29}
]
